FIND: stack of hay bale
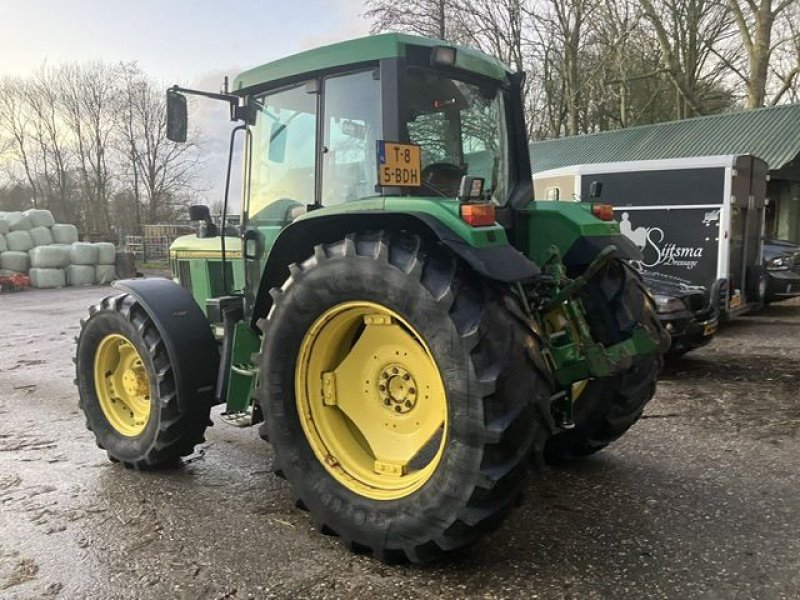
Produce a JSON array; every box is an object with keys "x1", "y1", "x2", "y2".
[{"x1": 0, "y1": 209, "x2": 118, "y2": 289}]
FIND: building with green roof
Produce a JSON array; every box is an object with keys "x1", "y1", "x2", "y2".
[{"x1": 529, "y1": 104, "x2": 800, "y2": 242}]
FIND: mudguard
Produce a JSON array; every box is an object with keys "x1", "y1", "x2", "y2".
[
  {"x1": 113, "y1": 278, "x2": 220, "y2": 409},
  {"x1": 250, "y1": 211, "x2": 540, "y2": 325}
]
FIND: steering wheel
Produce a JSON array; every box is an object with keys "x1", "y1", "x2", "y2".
[{"x1": 421, "y1": 162, "x2": 465, "y2": 197}]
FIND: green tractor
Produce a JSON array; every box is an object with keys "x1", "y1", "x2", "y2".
[{"x1": 75, "y1": 34, "x2": 668, "y2": 563}]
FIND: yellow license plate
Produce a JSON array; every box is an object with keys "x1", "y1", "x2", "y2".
[
  {"x1": 377, "y1": 141, "x2": 421, "y2": 187},
  {"x1": 703, "y1": 322, "x2": 717, "y2": 336}
]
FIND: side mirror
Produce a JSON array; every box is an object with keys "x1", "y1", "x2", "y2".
[
  {"x1": 189, "y1": 204, "x2": 217, "y2": 238},
  {"x1": 189, "y1": 204, "x2": 211, "y2": 221},
  {"x1": 166, "y1": 90, "x2": 188, "y2": 143},
  {"x1": 589, "y1": 180, "x2": 603, "y2": 200}
]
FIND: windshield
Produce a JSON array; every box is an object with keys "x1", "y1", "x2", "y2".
[{"x1": 403, "y1": 68, "x2": 510, "y2": 202}]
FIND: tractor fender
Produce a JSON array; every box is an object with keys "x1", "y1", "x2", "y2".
[
  {"x1": 250, "y1": 211, "x2": 539, "y2": 326},
  {"x1": 113, "y1": 278, "x2": 220, "y2": 409},
  {"x1": 562, "y1": 233, "x2": 642, "y2": 266}
]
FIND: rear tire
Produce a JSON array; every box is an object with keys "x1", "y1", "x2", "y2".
[
  {"x1": 257, "y1": 232, "x2": 552, "y2": 563},
  {"x1": 544, "y1": 355, "x2": 662, "y2": 462},
  {"x1": 546, "y1": 259, "x2": 664, "y2": 463},
  {"x1": 75, "y1": 294, "x2": 210, "y2": 468}
]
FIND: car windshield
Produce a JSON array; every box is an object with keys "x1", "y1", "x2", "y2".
[{"x1": 403, "y1": 68, "x2": 510, "y2": 203}]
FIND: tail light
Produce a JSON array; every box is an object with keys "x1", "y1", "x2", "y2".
[
  {"x1": 591, "y1": 204, "x2": 615, "y2": 221},
  {"x1": 460, "y1": 203, "x2": 496, "y2": 227}
]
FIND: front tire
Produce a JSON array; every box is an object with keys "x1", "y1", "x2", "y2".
[
  {"x1": 257, "y1": 232, "x2": 552, "y2": 563},
  {"x1": 75, "y1": 294, "x2": 210, "y2": 468}
]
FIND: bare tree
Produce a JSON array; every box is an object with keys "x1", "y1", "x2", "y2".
[
  {"x1": 638, "y1": 0, "x2": 734, "y2": 118},
  {"x1": 0, "y1": 77, "x2": 40, "y2": 207},
  {"x1": 364, "y1": 0, "x2": 453, "y2": 39},
  {"x1": 117, "y1": 64, "x2": 203, "y2": 225},
  {"x1": 26, "y1": 65, "x2": 75, "y2": 222},
  {"x1": 725, "y1": 0, "x2": 798, "y2": 107},
  {"x1": 59, "y1": 62, "x2": 120, "y2": 233}
]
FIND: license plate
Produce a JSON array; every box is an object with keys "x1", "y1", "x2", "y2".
[
  {"x1": 703, "y1": 322, "x2": 718, "y2": 336},
  {"x1": 377, "y1": 141, "x2": 421, "y2": 187}
]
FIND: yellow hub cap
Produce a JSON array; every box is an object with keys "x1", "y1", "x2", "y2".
[
  {"x1": 295, "y1": 302, "x2": 447, "y2": 500},
  {"x1": 93, "y1": 334, "x2": 152, "y2": 437}
]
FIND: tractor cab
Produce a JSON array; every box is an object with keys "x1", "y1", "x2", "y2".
[{"x1": 166, "y1": 35, "x2": 539, "y2": 318}]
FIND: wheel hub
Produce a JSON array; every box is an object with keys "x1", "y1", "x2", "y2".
[
  {"x1": 122, "y1": 364, "x2": 148, "y2": 398},
  {"x1": 93, "y1": 334, "x2": 152, "y2": 437},
  {"x1": 379, "y1": 364, "x2": 417, "y2": 414}
]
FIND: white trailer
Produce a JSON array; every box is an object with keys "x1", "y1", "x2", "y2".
[{"x1": 533, "y1": 155, "x2": 768, "y2": 318}]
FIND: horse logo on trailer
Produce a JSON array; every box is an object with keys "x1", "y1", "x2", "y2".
[{"x1": 619, "y1": 212, "x2": 706, "y2": 271}]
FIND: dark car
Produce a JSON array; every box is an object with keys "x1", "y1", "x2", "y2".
[
  {"x1": 641, "y1": 274, "x2": 719, "y2": 357},
  {"x1": 764, "y1": 239, "x2": 800, "y2": 304}
]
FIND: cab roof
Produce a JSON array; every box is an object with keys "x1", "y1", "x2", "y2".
[{"x1": 232, "y1": 33, "x2": 509, "y2": 92}]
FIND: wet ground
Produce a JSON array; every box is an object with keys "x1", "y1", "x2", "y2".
[{"x1": 0, "y1": 286, "x2": 798, "y2": 599}]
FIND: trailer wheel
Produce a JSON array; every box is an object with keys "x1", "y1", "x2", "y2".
[
  {"x1": 257, "y1": 232, "x2": 552, "y2": 563},
  {"x1": 746, "y1": 265, "x2": 768, "y2": 305},
  {"x1": 75, "y1": 294, "x2": 210, "y2": 468},
  {"x1": 546, "y1": 259, "x2": 665, "y2": 463}
]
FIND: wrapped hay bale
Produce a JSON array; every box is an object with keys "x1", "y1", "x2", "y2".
[
  {"x1": 51, "y1": 223, "x2": 78, "y2": 244},
  {"x1": 29, "y1": 226, "x2": 54, "y2": 247},
  {"x1": 95, "y1": 264, "x2": 117, "y2": 284},
  {"x1": 7, "y1": 212, "x2": 33, "y2": 232},
  {"x1": 0, "y1": 251, "x2": 30, "y2": 273},
  {"x1": 0, "y1": 234, "x2": 6, "y2": 253},
  {"x1": 0, "y1": 220, "x2": 8, "y2": 235},
  {"x1": 23, "y1": 208, "x2": 55, "y2": 228},
  {"x1": 65, "y1": 264, "x2": 95, "y2": 286},
  {"x1": 6, "y1": 230, "x2": 33, "y2": 252},
  {"x1": 30, "y1": 267, "x2": 65, "y2": 289},
  {"x1": 30, "y1": 245, "x2": 71, "y2": 269},
  {"x1": 94, "y1": 242, "x2": 116, "y2": 265},
  {"x1": 70, "y1": 242, "x2": 99, "y2": 265}
]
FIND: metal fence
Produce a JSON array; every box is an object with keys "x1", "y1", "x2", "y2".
[{"x1": 124, "y1": 224, "x2": 193, "y2": 262}]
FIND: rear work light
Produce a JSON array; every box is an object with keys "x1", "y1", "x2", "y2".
[
  {"x1": 591, "y1": 203, "x2": 615, "y2": 221},
  {"x1": 460, "y1": 203, "x2": 496, "y2": 227}
]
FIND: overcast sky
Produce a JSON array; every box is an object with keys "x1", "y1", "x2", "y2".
[
  {"x1": 0, "y1": 0, "x2": 372, "y2": 208},
  {"x1": 0, "y1": 0, "x2": 369, "y2": 82}
]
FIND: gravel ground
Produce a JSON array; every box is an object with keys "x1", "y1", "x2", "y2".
[{"x1": 0, "y1": 286, "x2": 798, "y2": 599}]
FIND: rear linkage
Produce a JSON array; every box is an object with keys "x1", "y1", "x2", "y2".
[{"x1": 511, "y1": 244, "x2": 669, "y2": 428}]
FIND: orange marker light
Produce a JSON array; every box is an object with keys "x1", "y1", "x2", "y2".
[
  {"x1": 591, "y1": 204, "x2": 615, "y2": 221},
  {"x1": 460, "y1": 203, "x2": 496, "y2": 227}
]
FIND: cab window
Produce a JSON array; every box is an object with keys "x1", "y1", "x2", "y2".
[
  {"x1": 321, "y1": 70, "x2": 382, "y2": 205},
  {"x1": 249, "y1": 83, "x2": 317, "y2": 224}
]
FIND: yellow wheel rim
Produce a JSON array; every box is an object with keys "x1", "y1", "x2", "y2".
[
  {"x1": 295, "y1": 301, "x2": 448, "y2": 501},
  {"x1": 93, "y1": 334, "x2": 152, "y2": 437}
]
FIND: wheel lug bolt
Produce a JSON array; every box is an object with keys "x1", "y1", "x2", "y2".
[
  {"x1": 403, "y1": 374, "x2": 410, "y2": 380},
  {"x1": 394, "y1": 406, "x2": 402, "y2": 413},
  {"x1": 409, "y1": 388, "x2": 415, "y2": 394},
  {"x1": 405, "y1": 401, "x2": 411, "y2": 408},
  {"x1": 379, "y1": 385, "x2": 385, "y2": 391},
  {"x1": 392, "y1": 367, "x2": 398, "y2": 374},
  {"x1": 384, "y1": 399, "x2": 391, "y2": 405}
]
